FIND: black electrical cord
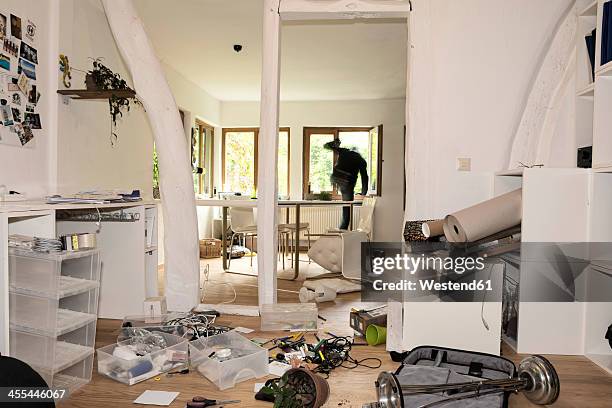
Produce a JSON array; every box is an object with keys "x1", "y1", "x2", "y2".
[{"x1": 308, "y1": 336, "x2": 382, "y2": 377}]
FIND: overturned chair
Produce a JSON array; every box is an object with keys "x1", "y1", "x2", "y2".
[{"x1": 307, "y1": 197, "x2": 376, "y2": 280}]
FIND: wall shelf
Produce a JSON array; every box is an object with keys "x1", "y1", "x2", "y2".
[
  {"x1": 596, "y1": 61, "x2": 612, "y2": 77},
  {"x1": 57, "y1": 89, "x2": 136, "y2": 100},
  {"x1": 577, "y1": 82, "x2": 595, "y2": 98},
  {"x1": 580, "y1": 1, "x2": 598, "y2": 17}
]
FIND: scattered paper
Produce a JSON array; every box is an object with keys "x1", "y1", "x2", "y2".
[
  {"x1": 268, "y1": 361, "x2": 291, "y2": 377},
  {"x1": 254, "y1": 383, "x2": 266, "y2": 393},
  {"x1": 133, "y1": 390, "x2": 179, "y2": 406},
  {"x1": 234, "y1": 326, "x2": 254, "y2": 334}
]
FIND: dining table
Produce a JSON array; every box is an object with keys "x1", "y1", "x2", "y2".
[{"x1": 195, "y1": 198, "x2": 363, "y2": 280}]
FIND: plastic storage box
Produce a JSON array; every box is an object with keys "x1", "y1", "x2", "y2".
[
  {"x1": 8, "y1": 248, "x2": 101, "y2": 394},
  {"x1": 260, "y1": 303, "x2": 318, "y2": 331},
  {"x1": 97, "y1": 332, "x2": 189, "y2": 385},
  {"x1": 189, "y1": 331, "x2": 268, "y2": 390}
]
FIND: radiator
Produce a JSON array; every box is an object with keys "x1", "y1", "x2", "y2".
[{"x1": 281, "y1": 205, "x2": 361, "y2": 244}]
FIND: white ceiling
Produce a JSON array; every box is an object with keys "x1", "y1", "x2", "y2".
[{"x1": 133, "y1": 0, "x2": 407, "y2": 101}]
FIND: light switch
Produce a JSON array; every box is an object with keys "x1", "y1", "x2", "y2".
[{"x1": 457, "y1": 158, "x2": 471, "y2": 171}]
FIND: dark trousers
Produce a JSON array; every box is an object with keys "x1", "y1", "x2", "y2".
[{"x1": 339, "y1": 189, "x2": 355, "y2": 230}]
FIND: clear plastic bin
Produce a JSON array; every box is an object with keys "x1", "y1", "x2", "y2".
[
  {"x1": 10, "y1": 290, "x2": 98, "y2": 336},
  {"x1": 189, "y1": 331, "x2": 268, "y2": 390},
  {"x1": 260, "y1": 303, "x2": 318, "y2": 331},
  {"x1": 9, "y1": 248, "x2": 100, "y2": 299},
  {"x1": 10, "y1": 329, "x2": 95, "y2": 374},
  {"x1": 97, "y1": 332, "x2": 189, "y2": 385},
  {"x1": 36, "y1": 354, "x2": 95, "y2": 395}
]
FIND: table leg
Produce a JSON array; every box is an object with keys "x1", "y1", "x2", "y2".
[
  {"x1": 222, "y1": 206, "x2": 228, "y2": 271},
  {"x1": 293, "y1": 204, "x2": 300, "y2": 280}
]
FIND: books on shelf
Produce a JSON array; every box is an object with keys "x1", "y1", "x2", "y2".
[
  {"x1": 603, "y1": 1, "x2": 612, "y2": 67},
  {"x1": 586, "y1": 28, "x2": 597, "y2": 81}
]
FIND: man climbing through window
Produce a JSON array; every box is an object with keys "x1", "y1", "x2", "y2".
[{"x1": 324, "y1": 139, "x2": 369, "y2": 230}]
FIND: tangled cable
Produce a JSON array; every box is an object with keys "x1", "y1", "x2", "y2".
[
  {"x1": 307, "y1": 336, "x2": 382, "y2": 377},
  {"x1": 163, "y1": 312, "x2": 231, "y2": 340}
]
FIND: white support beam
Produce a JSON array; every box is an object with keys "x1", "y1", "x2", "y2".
[
  {"x1": 280, "y1": 0, "x2": 411, "y2": 20},
  {"x1": 102, "y1": 0, "x2": 200, "y2": 312},
  {"x1": 258, "y1": 0, "x2": 281, "y2": 306}
]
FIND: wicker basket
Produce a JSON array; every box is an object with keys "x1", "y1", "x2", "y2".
[{"x1": 199, "y1": 238, "x2": 222, "y2": 259}]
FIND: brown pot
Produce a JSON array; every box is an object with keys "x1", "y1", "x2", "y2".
[
  {"x1": 85, "y1": 73, "x2": 98, "y2": 90},
  {"x1": 283, "y1": 368, "x2": 330, "y2": 408}
]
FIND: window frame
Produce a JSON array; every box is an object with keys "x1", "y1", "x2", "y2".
[
  {"x1": 195, "y1": 119, "x2": 215, "y2": 197},
  {"x1": 302, "y1": 126, "x2": 383, "y2": 199},
  {"x1": 221, "y1": 127, "x2": 290, "y2": 195}
]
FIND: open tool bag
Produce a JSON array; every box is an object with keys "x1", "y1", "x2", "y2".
[{"x1": 393, "y1": 346, "x2": 517, "y2": 408}]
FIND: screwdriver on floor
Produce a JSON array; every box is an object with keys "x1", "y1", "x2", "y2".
[{"x1": 186, "y1": 397, "x2": 241, "y2": 407}]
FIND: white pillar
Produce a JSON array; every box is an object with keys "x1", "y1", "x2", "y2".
[
  {"x1": 257, "y1": 0, "x2": 281, "y2": 306},
  {"x1": 101, "y1": 0, "x2": 200, "y2": 312}
]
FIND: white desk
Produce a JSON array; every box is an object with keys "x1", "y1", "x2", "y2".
[
  {"x1": 196, "y1": 199, "x2": 362, "y2": 279},
  {"x1": 0, "y1": 200, "x2": 158, "y2": 355}
]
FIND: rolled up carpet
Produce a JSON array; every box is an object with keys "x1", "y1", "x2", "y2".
[{"x1": 444, "y1": 189, "x2": 522, "y2": 243}]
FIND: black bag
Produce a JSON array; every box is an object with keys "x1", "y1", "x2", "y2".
[
  {"x1": 394, "y1": 346, "x2": 516, "y2": 408},
  {"x1": 0, "y1": 354, "x2": 55, "y2": 407}
]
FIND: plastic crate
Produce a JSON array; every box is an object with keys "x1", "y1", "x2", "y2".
[
  {"x1": 9, "y1": 248, "x2": 100, "y2": 298},
  {"x1": 189, "y1": 331, "x2": 268, "y2": 390},
  {"x1": 97, "y1": 332, "x2": 189, "y2": 385},
  {"x1": 10, "y1": 290, "x2": 98, "y2": 336},
  {"x1": 10, "y1": 329, "x2": 94, "y2": 374},
  {"x1": 260, "y1": 303, "x2": 318, "y2": 331},
  {"x1": 7, "y1": 248, "x2": 101, "y2": 398}
]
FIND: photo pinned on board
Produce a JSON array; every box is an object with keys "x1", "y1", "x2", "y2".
[
  {"x1": 0, "y1": 14, "x2": 6, "y2": 40},
  {"x1": 11, "y1": 107, "x2": 21, "y2": 123},
  {"x1": 24, "y1": 112, "x2": 40, "y2": 129},
  {"x1": 10, "y1": 14, "x2": 21, "y2": 40},
  {"x1": 7, "y1": 76, "x2": 19, "y2": 92},
  {"x1": 20, "y1": 124, "x2": 34, "y2": 146},
  {"x1": 0, "y1": 53, "x2": 9, "y2": 71},
  {"x1": 0, "y1": 100, "x2": 13, "y2": 126},
  {"x1": 19, "y1": 42, "x2": 37, "y2": 65},
  {"x1": 25, "y1": 19, "x2": 36, "y2": 43},
  {"x1": 28, "y1": 84, "x2": 37, "y2": 104},
  {"x1": 3, "y1": 38, "x2": 18, "y2": 58},
  {"x1": 12, "y1": 92, "x2": 21, "y2": 106},
  {"x1": 17, "y1": 73, "x2": 29, "y2": 95},
  {"x1": 25, "y1": 104, "x2": 34, "y2": 113},
  {"x1": 17, "y1": 58, "x2": 35, "y2": 80}
]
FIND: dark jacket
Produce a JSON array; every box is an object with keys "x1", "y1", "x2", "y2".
[{"x1": 330, "y1": 147, "x2": 369, "y2": 195}]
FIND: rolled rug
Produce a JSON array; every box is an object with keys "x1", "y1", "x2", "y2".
[
  {"x1": 444, "y1": 188, "x2": 522, "y2": 243},
  {"x1": 422, "y1": 219, "x2": 445, "y2": 238}
]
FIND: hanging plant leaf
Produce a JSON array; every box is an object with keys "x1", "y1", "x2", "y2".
[{"x1": 87, "y1": 57, "x2": 141, "y2": 144}]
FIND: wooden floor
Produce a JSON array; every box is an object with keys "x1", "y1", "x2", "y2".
[{"x1": 60, "y1": 257, "x2": 612, "y2": 407}]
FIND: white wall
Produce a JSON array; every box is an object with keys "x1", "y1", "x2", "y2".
[
  {"x1": 406, "y1": 0, "x2": 575, "y2": 220},
  {"x1": 55, "y1": 0, "x2": 222, "y2": 200},
  {"x1": 221, "y1": 98, "x2": 406, "y2": 241},
  {"x1": 0, "y1": 0, "x2": 54, "y2": 198}
]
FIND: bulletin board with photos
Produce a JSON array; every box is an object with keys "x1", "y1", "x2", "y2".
[{"x1": 0, "y1": 11, "x2": 40, "y2": 148}]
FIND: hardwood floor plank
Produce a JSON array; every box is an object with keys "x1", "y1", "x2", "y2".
[{"x1": 59, "y1": 257, "x2": 612, "y2": 407}]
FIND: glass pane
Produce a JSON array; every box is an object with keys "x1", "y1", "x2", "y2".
[
  {"x1": 224, "y1": 131, "x2": 256, "y2": 195},
  {"x1": 338, "y1": 131, "x2": 370, "y2": 195},
  {"x1": 192, "y1": 127, "x2": 200, "y2": 193},
  {"x1": 369, "y1": 127, "x2": 378, "y2": 193},
  {"x1": 278, "y1": 131, "x2": 289, "y2": 198},
  {"x1": 308, "y1": 133, "x2": 334, "y2": 194}
]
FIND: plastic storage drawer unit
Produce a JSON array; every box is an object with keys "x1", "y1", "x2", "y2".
[
  {"x1": 190, "y1": 331, "x2": 268, "y2": 390},
  {"x1": 260, "y1": 303, "x2": 318, "y2": 331},
  {"x1": 97, "y1": 332, "x2": 189, "y2": 385}
]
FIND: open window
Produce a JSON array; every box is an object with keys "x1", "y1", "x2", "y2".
[{"x1": 303, "y1": 126, "x2": 382, "y2": 198}]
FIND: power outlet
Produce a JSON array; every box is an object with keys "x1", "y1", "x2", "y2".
[{"x1": 457, "y1": 158, "x2": 471, "y2": 171}]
